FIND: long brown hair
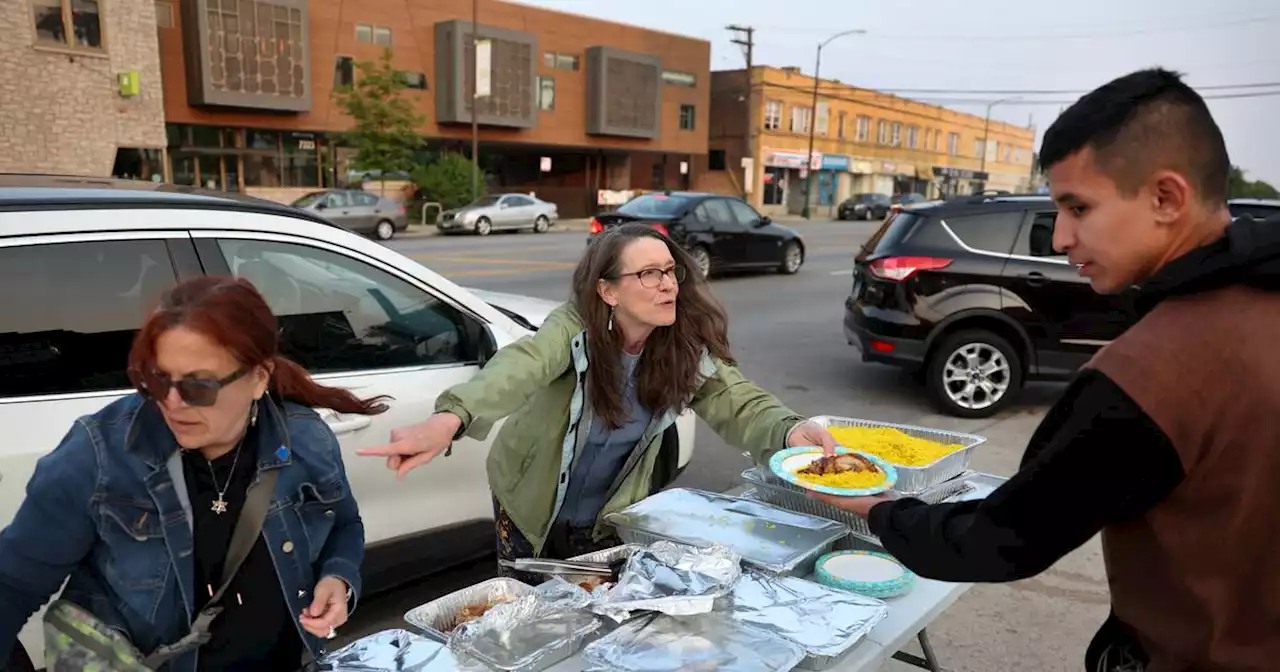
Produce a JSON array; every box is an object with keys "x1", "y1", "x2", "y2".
[
  {"x1": 573, "y1": 224, "x2": 734, "y2": 428},
  {"x1": 128, "y1": 276, "x2": 389, "y2": 415}
]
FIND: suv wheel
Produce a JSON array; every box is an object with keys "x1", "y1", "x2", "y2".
[{"x1": 926, "y1": 329, "x2": 1022, "y2": 418}]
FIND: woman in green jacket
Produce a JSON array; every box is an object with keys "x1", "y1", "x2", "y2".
[{"x1": 360, "y1": 224, "x2": 836, "y2": 574}]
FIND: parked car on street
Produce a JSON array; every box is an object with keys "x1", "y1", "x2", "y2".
[
  {"x1": 888, "y1": 193, "x2": 927, "y2": 216},
  {"x1": 1229, "y1": 198, "x2": 1280, "y2": 220},
  {"x1": 588, "y1": 191, "x2": 805, "y2": 278},
  {"x1": 291, "y1": 189, "x2": 408, "y2": 241},
  {"x1": 844, "y1": 193, "x2": 1135, "y2": 418},
  {"x1": 436, "y1": 193, "x2": 559, "y2": 236},
  {"x1": 0, "y1": 175, "x2": 694, "y2": 667},
  {"x1": 837, "y1": 193, "x2": 891, "y2": 221}
]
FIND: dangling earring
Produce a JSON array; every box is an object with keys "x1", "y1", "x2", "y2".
[
  {"x1": 249, "y1": 399, "x2": 259, "y2": 427},
  {"x1": 607, "y1": 306, "x2": 615, "y2": 332}
]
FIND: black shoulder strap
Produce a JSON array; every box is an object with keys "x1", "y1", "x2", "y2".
[{"x1": 142, "y1": 468, "x2": 280, "y2": 669}]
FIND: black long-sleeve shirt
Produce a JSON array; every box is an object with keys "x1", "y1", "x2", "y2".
[{"x1": 867, "y1": 369, "x2": 1186, "y2": 583}]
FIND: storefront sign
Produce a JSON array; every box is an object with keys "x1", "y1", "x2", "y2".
[
  {"x1": 540, "y1": 156, "x2": 552, "y2": 172},
  {"x1": 820, "y1": 154, "x2": 850, "y2": 171},
  {"x1": 881, "y1": 162, "x2": 897, "y2": 174},
  {"x1": 764, "y1": 149, "x2": 820, "y2": 169},
  {"x1": 851, "y1": 160, "x2": 874, "y2": 174},
  {"x1": 933, "y1": 166, "x2": 990, "y2": 181}
]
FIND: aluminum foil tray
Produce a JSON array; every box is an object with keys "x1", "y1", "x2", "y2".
[
  {"x1": 404, "y1": 577, "x2": 536, "y2": 642},
  {"x1": 581, "y1": 611, "x2": 806, "y2": 672},
  {"x1": 728, "y1": 571, "x2": 888, "y2": 670},
  {"x1": 307, "y1": 629, "x2": 471, "y2": 671},
  {"x1": 604, "y1": 487, "x2": 848, "y2": 576},
  {"x1": 761, "y1": 416, "x2": 986, "y2": 493}
]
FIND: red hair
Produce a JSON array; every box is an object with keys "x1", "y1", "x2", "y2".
[{"x1": 128, "y1": 276, "x2": 390, "y2": 415}]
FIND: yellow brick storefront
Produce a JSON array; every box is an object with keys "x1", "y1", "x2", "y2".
[{"x1": 709, "y1": 67, "x2": 1037, "y2": 215}]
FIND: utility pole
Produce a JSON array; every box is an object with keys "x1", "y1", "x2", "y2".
[
  {"x1": 470, "y1": 0, "x2": 480, "y2": 202},
  {"x1": 727, "y1": 25, "x2": 754, "y2": 201},
  {"x1": 801, "y1": 29, "x2": 864, "y2": 219}
]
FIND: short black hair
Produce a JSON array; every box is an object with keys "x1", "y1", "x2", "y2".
[{"x1": 1040, "y1": 68, "x2": 1230, "y2": 204}]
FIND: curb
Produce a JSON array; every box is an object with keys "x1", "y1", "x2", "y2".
[{"x1": 398, "y1": 219, "x2": 593, "y2": 239}]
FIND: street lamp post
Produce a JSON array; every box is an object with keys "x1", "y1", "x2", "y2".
[
  {"x1": 978, "y1": 96, "x2": 1021, "y2": 190},
  {"x1": 471, "y1": 0, "x2": 480, "y2": 202},
  {"x1": 801, "y1": 29, "x2": 865, "y2": 220}
]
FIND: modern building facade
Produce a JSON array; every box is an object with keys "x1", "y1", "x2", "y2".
[
  {"x1": 708, "y1": 67, "x2": 1038, "y2": 216},
  {"x1": 153, "y1": 0, "x2": 711, "y2": 215},
  {"x1": 0, "y1": 0, "x2": 166, "y2": 178}
]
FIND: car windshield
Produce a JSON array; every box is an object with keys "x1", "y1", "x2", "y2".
[
  {"x1": 616, "y1": 194, "x2": 690, "y2": 217},
  {"x1": 854, "y1": 194, "x2": 878, "y2": 203},
  {"x1": 291, "y1": 191, "x2": 329, "y2": 207},
  {"x1": 469, "y1": 196, "x2": 501, "y2": 208}
]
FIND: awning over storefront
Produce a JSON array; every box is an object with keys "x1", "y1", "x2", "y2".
[
  {"x1": 765, "y1": 148, "x2": 821, "y2": 169},
  {"x1": 851, "y1": 160, "x2": 875, "y2": 174},
  {"x1": 820, "y1": 154, "x2": 850, "y2": 171},
  {"x1": 879, "y1": 161, "x2": 917, "y2": 178},
  {"x1": 932, "y1": 166, "x2": 990, "y2": 181}
]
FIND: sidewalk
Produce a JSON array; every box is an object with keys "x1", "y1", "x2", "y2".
[{"x1": 399, "y1": 214, "x2": 830, "y2": 239}]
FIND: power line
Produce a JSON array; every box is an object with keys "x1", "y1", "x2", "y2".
[
  {"x1": 757, "y1": 81, "x2": 1280, "y2": 107},
  {"x1": 894, "y1": 90, "x2": 1280, "y2": 106},
  {"x1": 865, "y1": 81, "x2": 1280, "y2": 96}
]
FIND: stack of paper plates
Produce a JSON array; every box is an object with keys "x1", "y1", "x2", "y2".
[{"x1": 815, "y1": 550, "x2": 915, "y2": 599}]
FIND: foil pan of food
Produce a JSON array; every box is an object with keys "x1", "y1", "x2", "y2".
[
  {"x1": 604, "y1": 488, "x2": 849, "y2": 576},
  {"x1": 306, "y1": 628, "x2": 483, "y2": 671},
  {"x1": 581, "y1": 611, "x2": 805, "y2": 672},
  {"x1": 448, "y1": 578, "x2": 603, "y2": 672},
  {"x1": 590, "y1": 541, "x2": 742, "y2": 623},
  {"x1": 404, "y1": 577, "x2": 536, "y2": 643},
  {"x1": 727, "y1": 571, "x2": 888, "y2": 670}
]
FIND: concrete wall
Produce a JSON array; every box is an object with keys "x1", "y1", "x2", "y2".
[{"x1": 0, "y1": 0, "x2": 165, "y2": 175}]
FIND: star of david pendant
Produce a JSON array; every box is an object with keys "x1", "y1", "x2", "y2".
[{"x1": 211, "y1": 498, "x2": 228, "y2": 514}]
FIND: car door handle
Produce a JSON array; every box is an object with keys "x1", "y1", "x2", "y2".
[
  {"x1": 323, "y1": 414, "x2": 373, "y2": 435},
  {"x1": 1022, "y1": 271, "x2": 1049, "y2": 286}
]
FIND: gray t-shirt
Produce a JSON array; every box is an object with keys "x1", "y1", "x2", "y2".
[{"x1": 555, "y1": 351, "x2": 653, "y2": 529}]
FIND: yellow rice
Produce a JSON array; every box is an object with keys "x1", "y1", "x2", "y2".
[
  {"x1": 793, "y1": 465, "x2": 887, "y2": 490},
  {"x1": 827, "y1": 426, "x2": 963, "y2": 467}
]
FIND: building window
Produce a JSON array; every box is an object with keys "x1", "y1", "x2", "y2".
[
  {"x1": 355, "y1": 24, "x2": 373, "y2": 43},
  {"x1": 155, "y1": 1, "x2": 173, "y2": 28},
  {"x1": 537, "y1": 76, "x2": 555, "y2": 111},
  {"x1": 661, "y1": 71, "x2": 696, "y2": 87},
  {"x1": 543, "y1": 52, "x2": 579, "y2": 71},
  {"x1": 877, "y1": 120, "x2": 889, "y2": 145},
  {"x1": 32, "y1": 0, "x2": 103, "y2": 50},
  {"x1": 856, "y1": 116, "x2": 869, "y2": 142},
  {"x1": 679, "y1": 104, "x2": 696, "y2": 130},
  {"x1": 374, "y1": 26, "x2": 391, "y2": 46},
  {"x1": 334, "y1": 56, "x2": 355, "y2": 89},
  {"x1": 709, "y1": 149, "x2": 726, "y2": 170},
  {"x1": 891, "y1": 122, "x2": 902, "y2": 146},
  {"x1": 815, "y1": 103, "x2": 829, "y2": 135},
  {"x1": 764, "y1": 100, "x2": 782, "y2": 130},
  {"x1": 907, "y1": 126, "x2": 919, "y2": 149},
  {"x1": 948, "y1": 133, "x2": 960, "y2": 156},
  {"x1": 1013, "y1": 147, "x2": 1022, "y2": 164},
  {"x1": 935, "y1": 130, "x2": 943, "y2": 152},
  {"x1": 1004, "y1": 145, "x2": 1013, "y2": 163},
  {"x1": 837, "y1": 111, "x2": 846, "y2": 139},
  {"x1": 790, "y1": 107, "x2": 811, "y2": 134},
  {"x1": 402, "y1": 71, "x2": 427, "y2": 90}
]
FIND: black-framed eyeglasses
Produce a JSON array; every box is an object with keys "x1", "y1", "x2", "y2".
[
  {"x1": 614, "y1": 264, "x2": 687, "y2": 288},
  {"x1": 130, "y1": 366, "x2": 251, "y2": 407}
]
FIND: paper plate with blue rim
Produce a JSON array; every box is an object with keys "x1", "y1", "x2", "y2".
[
  {"x1": 768, "y1": 446, "x2": 898, "y2": 496},
  {"x1": 815, "y1": 550, "x2": 916, "y2": 599}
]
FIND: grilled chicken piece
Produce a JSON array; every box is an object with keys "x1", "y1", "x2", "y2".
[{"x1": 798, "y1": 453, "x2": 877, "y2": 476}]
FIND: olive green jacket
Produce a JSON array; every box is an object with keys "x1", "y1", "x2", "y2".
[{"x1": 435, "y1": 303, "x2": 804, "y2": 554}]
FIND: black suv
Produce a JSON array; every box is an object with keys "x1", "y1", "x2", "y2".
[
  {"x1": 1229, "y1": 198, "x2": 1280, "y2": 219},
  {"x1": 844, "y1": 194, "x2": 1136, "y2": 417}
]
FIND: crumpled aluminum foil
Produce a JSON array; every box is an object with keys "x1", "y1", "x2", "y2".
[
  {"x1": 590, "y1": 541, "x2": 742, "y2": 623},
  {"x1": 447, "y1": 577, "x2": 603, "y2": 671},
  {"x1": 307, "y1": 628, "x2": 478, "y2": 671},
  {"x1": 581, "y1": 612, "x2": 806, "y2": 672},
  {"x1": 728, "y1": 571, "x2": 888, "y2": 659}
]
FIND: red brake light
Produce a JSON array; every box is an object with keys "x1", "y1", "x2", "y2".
[
  {"x1": 651, "y1": 223, "x2": 669, "y2": 236},
  {"x1": 867, "y1": 256, "x2": 952, "y2": 281},
  {"x1": 397, "y1": 204, "x2": 405, "y2": 213},
  {"x1": 589, "y1": 218, "x2": 603, "y2": 234}
]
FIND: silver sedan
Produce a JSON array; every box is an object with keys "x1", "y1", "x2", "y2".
[
  {"x1": 437, "y1": 194, "x2": 559, "y2": 236},
  {"x1": 291, "y1": 189, "x2": 408, "y2": 241}
]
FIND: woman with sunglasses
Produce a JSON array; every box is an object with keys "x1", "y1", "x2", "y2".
[
  {"x1": 360, "y1": 223, "x2": 837, "y2": 580},
  {"x1": 0, "y1": 277, "x2": 385, "y2": 671}
]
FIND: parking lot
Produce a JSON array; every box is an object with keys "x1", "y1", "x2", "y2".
[{"x1": 342, "y1": 221, "x2": 1110, "y2": 671}]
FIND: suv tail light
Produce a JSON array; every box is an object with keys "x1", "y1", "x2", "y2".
[
  {"x1": 650, "y1": 222, "x2": 669, "y2": 236},
  {"x1": 867, "y1": 256, "x2": 952, "y2": 281},
  {"x1": 589, "y1": 218, "x2": 603, "y2": 234}
]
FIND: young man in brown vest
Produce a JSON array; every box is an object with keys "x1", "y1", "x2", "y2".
[{"x1": 819, "y1": 67, "x2": 1280, "y2": 672}]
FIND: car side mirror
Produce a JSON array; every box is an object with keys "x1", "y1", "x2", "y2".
[
  {"x1": 471, "y1": 322, "x2": 499, "y2": 366},
  {"x1": 757, "y1": 216, "x2": 772, "y2": 227},
  {"x1": 315, "y1": 201, "x2": 328, "y2": 210},
  {"x1": 499, "y1": 202, "x2": 509, "y2": 209}
]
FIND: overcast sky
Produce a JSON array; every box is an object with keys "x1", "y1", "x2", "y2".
[{"x1": 517, "y1": 0, "x2": 1276, "y2": 185}]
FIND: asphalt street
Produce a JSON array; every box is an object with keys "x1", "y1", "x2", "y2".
[{"x1": 338, "y1": 221, "x2": 1110, "y2": 671}]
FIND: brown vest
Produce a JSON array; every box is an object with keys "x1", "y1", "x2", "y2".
[{"x1": 1088, "y1": 285, "x2": 1280, "y2": 672}]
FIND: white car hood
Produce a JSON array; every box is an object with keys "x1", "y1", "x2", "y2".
[{"x1": 464, "y1": 288, "x2": 564, "y2": 329}]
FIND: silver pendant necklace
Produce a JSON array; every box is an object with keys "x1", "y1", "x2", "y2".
[{"x1": 207, "y1": 437, "x2": 245, "y2": 515}]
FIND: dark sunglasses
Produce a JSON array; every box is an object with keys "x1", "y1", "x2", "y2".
[
  {"x1": 615, "y1": 264, "x2": 687, "y2": 288},
  {"x1": 131, "y1": 366, "x2": 250, "y2": 407}
]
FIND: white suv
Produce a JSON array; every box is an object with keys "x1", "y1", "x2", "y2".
[{"x1": 0, "y1": 175, "x2": 695, "y2": 666}]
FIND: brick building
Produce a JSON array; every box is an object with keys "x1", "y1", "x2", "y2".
[
  {"x1": 0, "y1": 0, "x2": 166, "y2": 178},
  {"x1": 708, "y1": 67, "x2": 1038, "y2": 217},
  {"x1": 153, "y1": 0, "x2": 711, "y2": 215}
]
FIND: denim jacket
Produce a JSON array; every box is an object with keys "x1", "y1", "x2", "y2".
[{"x1": 0, "y1": 394, "x2": 365, "y2": 671}]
